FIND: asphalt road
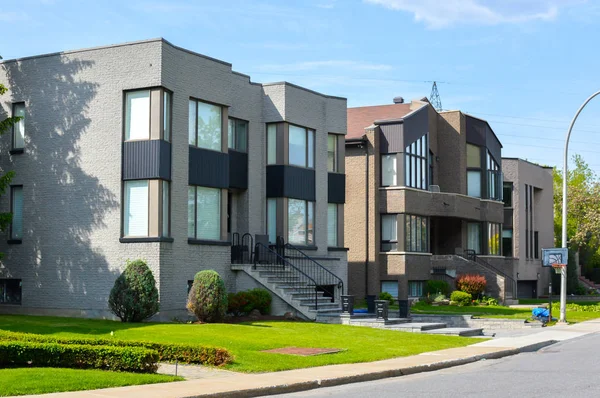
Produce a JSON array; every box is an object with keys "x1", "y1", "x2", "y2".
[{"x1": 274, "y1": 333, "x2": 600, "y2": 398}]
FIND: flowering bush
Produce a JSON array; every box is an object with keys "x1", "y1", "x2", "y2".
[{"x1": 456, "y1": 274, "x2": 487, "y2": 297}]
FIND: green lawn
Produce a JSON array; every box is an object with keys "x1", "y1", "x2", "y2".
[
  {"x1": 0, "y1": 368, "x2": 182, "y2": 397},
  {"x1": 0, "y1": 315, "x2": 477, "y2": 373},
  {"x1": 411, "y1": 302, "x2": 600, "y2": 323}
]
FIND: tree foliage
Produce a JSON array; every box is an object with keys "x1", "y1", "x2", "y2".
[{"x1": 108, "y1": 259, "x2": 160, "y2": 322}]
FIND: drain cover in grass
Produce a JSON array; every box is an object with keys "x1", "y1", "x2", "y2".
[{"x1": 262, "y1": 347, "x2": 342, "y2": 356}]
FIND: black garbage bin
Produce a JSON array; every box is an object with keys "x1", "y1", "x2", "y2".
[
  {"x1": 366, "y1": 295, "x2": 376, "y2": 313},
  {"x1": 398, "y1": 299, "x2": 410, "y2": 318}
]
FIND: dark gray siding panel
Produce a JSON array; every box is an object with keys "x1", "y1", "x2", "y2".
[
  {"x1": 122, "y1": 140, "x2": 171, "y2": 180},
  {"x1": 379, "y1": 123, "x2": 403, "y2": 153},
  {"x1": 189, "y1": 146, "x2": 229, "y2": 188},
  {"x1": 328, "y1": 173, "x2": 346, "y2": 203},
  {"x1": 504, "y1": 208, "x2": 513, "y2": 228},
  {"x1": 267, "y1": 165, "x2": 315, "y2": 201},
  {"x1": 229, "y1": 150, "x2": 248, "y2": 190},
  {"x1": 486, "y1": 128, "x2": 502, "y2": 165},
  {"x1": 466, "y1": 116, "x2": 486, "y2": 147},
  {"x1": 403, "y1": 106, "x2": 429, "y2": 147}
]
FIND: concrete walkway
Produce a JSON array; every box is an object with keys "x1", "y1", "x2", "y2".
[{"x1": 16, "y1": 320, "x2": 600, "y2": 398}]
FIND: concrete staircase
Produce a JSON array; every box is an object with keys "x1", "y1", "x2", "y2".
[{"x1": 579, "y1": 276, "x2": 600, "y2": 293}]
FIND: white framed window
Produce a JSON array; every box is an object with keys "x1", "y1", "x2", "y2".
[
  {"x1": 267, "y1": 124, "x2": 277, "y2": 165},
  {"x1": 382, "y1": 154, "x2": 397, "y2": 186},
  {"x1": 10, "y1": 186, "x2": 23, "y2": 240},
  {"x1": 381, "y1": 281, "x2": 399, "y2": 298},
  {"x1": 288, "y1": 124, "x2": 315, "y2": 168},
  {"x1": 124, "y1": 180, "x2": 149, "y2": 237},
  {"x1": 327, "y1": 203, "x2": 338, "y2": 247},
  {"x1": 381, "y1": 214, "x2": 398, "y2": 252},
  {"x1": 189, "y1": 99, "x2": 222, "y2": 151},
  {"x1": 228, "y1": 118, "x2": 248, "y2": 152},
  {"x1": 288, "y1": 199, "x2": 314, "y2": 246},
  {"x1": 188, "y1": 186, "x2": 221, "y2": 240},
  {"x1": 267, "y1": 198, "x2": 277, "y2": 243},
  {"x1": 328, "y1": 134, "x2": 338, "y2": 172},
  {"x1": 12, "y1": 103, "x2": 25, "y2": 150},
  {"x1": 125, "y1": 90, "x2": 150, "y2": 141}
]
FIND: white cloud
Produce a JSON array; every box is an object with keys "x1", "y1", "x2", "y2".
[
  {"x1": 258, "y1": 60, "x2": 393, "y2": 72},
  {"x1": 364, "y1": 0, "x2": 571, "y2": 28}
]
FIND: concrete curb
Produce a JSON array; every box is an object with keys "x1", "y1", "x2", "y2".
[{"x1": 184, "y1": 340, "x2": 558, "y2": 398}]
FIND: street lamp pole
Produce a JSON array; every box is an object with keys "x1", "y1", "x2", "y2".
[{"x1": 561, "y1": 90, "x2": 600, "y2": 323}]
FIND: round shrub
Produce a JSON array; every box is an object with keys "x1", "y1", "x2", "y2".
[
  {"x1": 426, "y1": 280, "x2": 450, "y2": 296},
  {"x1": 379, "y1": 291, "x2": 395, "y2": 305},
  {"x1": 450, "y1": 290, "x2": 472, "y2": 306},
  {"x1": 228, "y1": 289, "x2": 272, "y2": 316},
  {"x1": 187, "y1": 270, "x2": 228, "y2": 323},
  {"x1": 456, "y1": 274, "x2": 487, "y2": 298},
  {"x1": 108, "y1": 259, "x2": 159, "y2": 323},
  {"x1": 247, "y1": 288, "x2": 272, "y2": 315}
]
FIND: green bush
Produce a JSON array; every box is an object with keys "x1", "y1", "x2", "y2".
[
  {"x1": 108, "y1": 259, "x2": 159, "y2": 323},
  {"x1": 450, "y1": 290, "x2": 472, "y2": 306},
  {"x1": 0, "y1": 330, "x2": 232, "y2": 366},
  {"x1": 433, "y1": 294, "x2": 447, "y2": 303},
  {"x1": 0, "y1": 341, "x2": 158, "y2": 373},
  {"x1": 248, "y1": 288, "x2": 272, "y2": 314},
  {"x1": 456, "y1": 274, "x2": 487, "y2": 297},
  {"x1": 378, "y1": 291, "x2": 395, "y2": 305},
  {"x1": 228, "y1": 289, "x2": 272, "y2": 316},
  {"x1": 425, "y1": 280, "x2": 450, "y2": 296},
  {"x1": 187, "y1": 270, "x2": 228, "y2": 323}
]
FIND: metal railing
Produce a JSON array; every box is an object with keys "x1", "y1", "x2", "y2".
[
  {"x1": 462, "y1": 249, "x2": 517, "y2": 299},
  {"x1": 231, "y1": 233, "x2": 253, "y2": 264},
  {"x1": 253, "y1": 242, "x2": 320, "y2": 309}
]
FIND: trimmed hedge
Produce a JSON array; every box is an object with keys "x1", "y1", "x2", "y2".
[
  {"x1": 450, "y1": 290, "x2": 472, "y2": 306},
  {"x1": 0, "y1": 341, "x2": 158, "y2": 373},
  {"x1": 0, "y1": 330, "x2": 232, "y2": 367},
  {"x1": 228, "y1": 288, "x2": 272, "y2": 316}
]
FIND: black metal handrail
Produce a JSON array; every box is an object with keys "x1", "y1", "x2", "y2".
[
  {"x1": 253, "y1": 242, "x2": 320, "y2": 310},
  {"x1": 231, "y1": 233, "x2": 253, "y2": 264},
  {"x1": 462, "y1": 249, "x2": 517, "y2": 299},
  {"x1": 283, "y1": 242, "x2": 344, "y2": 303}
]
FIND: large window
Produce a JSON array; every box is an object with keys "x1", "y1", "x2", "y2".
[
  {"x1": 12, "y1": 103, "x2": 25, "y2": 150},
  {"x1": 189, "y1": 99, "x2": 222, "y2": 151},
  {"x1": 382, "y1": 154, "x2": 397, "y2": 186},
  {"x1": 289, "y1": 125, "x2": 314, "y2": 168},
  {"x1": 267, "y1": 124, "x2": 277, "y2": 165},
  {"x1": 381, "y1": 214, "x2": 398, "y2": 252},
  {"x1": 487, "y1": 151, "x2": 501, "y2": 200},
  {"x1": 502, "y1": 229, "x2": 513, "y2": 257},
  {"x1": 228, "y1": 118, "x2": 248, "y2": 152},
  {"x1": 125, "y1": 90, "x2": 150, "y2": 141},
  {"x1": 404, "y1": 135, "x2": 428, "y2": 189},
  {"x1": 123, "y1": 180, "x2": 149, "y2": 237},
  {"x1": 405, "y1": 215, "x2": 428, "y2": 253},
  {"x1": 327, "y1": 203, "x2": 338, "y2": 247},
  {"x1": 467, "y1": 144, "x2": 481, "y2": 198},
  {"x1": 467, "y1": 222, "x2": 481, "y2": 254},
  {"x1": 381, "y1": 281, "x2": 399, "y2": 298},
  {"x1": 188, "y1": 186, "x2": 221, "y2": 241},
  {"x1": 503, "y1": 182, "x2": 513, "y2": 207},
  {"x1": 408, "y1": 281, "x2": 424, "y2": 298},
  {"x1": 328, "y1": 134, "x2": 338, "y2": 172},
  {"x1": 267, "y1": 198, "x2": 277, "y2": 243},
  {"x1": 10, "y1": 186, "x2": 23, "y2": 240},
  {"x1": 288, "y1": 199, "x2": 314, "y2": 245},
  {"x1": 488, "y1": 222, "x2": 501, "y2": 255},
  {"x1": 0, "y1": 279, "x2": 21, "y2": 305}
]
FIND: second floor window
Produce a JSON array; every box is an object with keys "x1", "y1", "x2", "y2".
[
  {"x1": 228, "y1": 118, "x2": 248, "y2": 152},
  {"x1": 267, "y1": 124, "x2": 277, "y2": 165},
  {"x1": 467, "y1": 144, "x2": 482, "y2": 198},
  {"x1": 382, "y1": 154, "x2": 397, "y2": 186},
  {"x1": 10, "y1": 186, "x2": 23, "y2": 240},
  {"x1": 289, "y1": 125, "x2": 314, "y2": 168},
  {"x1": 125, "y1": 91, "x2": 150, "y2": 140},
  {"x1": 405, "y1": 134, "x2": 428, "y2": 190},
  {"x1": 12, "y1": 103, "x2": 25, "y2": 150},
  {"x1": 328, "y1": 134, "x2": 338, "y2": 172},
  {"x1": 189, "y1": 99, "x2": 222, "y2": 151},
  {"x1": 503, "y1": 182, "x2": 513, "y2": 207},
  {"x1": 487, "y1": 152, "x2": 501, "y2": 200},
  {"x1": 381, "y1": 214, "x2": 397, "y2": 252}
]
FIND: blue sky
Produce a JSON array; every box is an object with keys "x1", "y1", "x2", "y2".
[{"x1": 2, "y1": 0, "x2": 600, "y2": 172}]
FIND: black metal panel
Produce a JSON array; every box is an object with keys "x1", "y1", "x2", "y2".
[
  {"x1": 229, "y1": 150, "x2": 248, "y2": 190},
  {"x1": 266, "y1": 165, "x2": 315, "y2": 201},
  {"x1": 122, "y1": 140, "x2": 171, "y2": 180},
  {"x1": 466, "y1": 116, "x2": 486, "y2": 147},
  {"x1": 403, "y1": 105, "x2": 429, "y2": 148},
  {"x1": 328, "y1": 173, "x2": 346, "y2": 203},
  {"x1": 379, "y1": 123, "x2": 403, "y2": 153},
  {"x1": 189, "y1": 146, "x2": 229, "y2": 188},
  {"x1": 486, "y1": 128, "x2": 502, "y2": 166},
  {"x1": 504, "y1": 208, "x2": 513, "y2": 228}
]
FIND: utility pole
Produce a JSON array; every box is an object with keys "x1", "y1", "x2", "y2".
[{"x1": 561, "y1": 90, "x2": 600, "y2": 323}]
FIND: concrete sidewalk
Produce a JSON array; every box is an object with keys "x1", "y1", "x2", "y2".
[{"x1": 17, "y1": 320, "x2": 600, "y2": 398}]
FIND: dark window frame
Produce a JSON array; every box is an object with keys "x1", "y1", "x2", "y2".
[
  {"x1": 327, "y1": 133, "x2": 338, "y2": 173},
  {"x1": 287, "y1": 198, "x2": 315, "y2": 246},
  {"x1": 534, "y1": 231, "x2": 539, "y2": 260},
  {"x1": 405, "y1": 214, "x2": 429, "y2": 253},
  {"x1": 188, "y1": 185, "x2": 222, "y2": 241},
  {"x1": 502, "y1": 228, "x2": 513, "y2": 257},
  {"x1": 188, "y1": 96, "x2": 225, "y2": 152},
  {"x1": 381, "y1": 213, "x2": 398, "y2": 252},
  {"x1": 0, "y1": 279, "x2": 22, "y2": 305},
  {"x1": 503, "y1": 182, "x2": 513, "y2": 207},
  {"x1": 9, "y1": 185, "x2": 23, "y2": 242},
  {"x1": 288, "y1": 123, "x2": 315, "y2": 170},
  {"x1": 11, "y1": 102, "x2": 25, "y2": 152},
  {"x1": 404, "y1": 134, "x2": 428, "y2": 190},
  {"x1": 228, "y1": 116, "x2": 249, "y2": 152}
]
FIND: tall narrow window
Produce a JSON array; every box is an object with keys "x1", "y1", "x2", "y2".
[
  {"x1": 502, "y1": 229, "x2": 513, "y2": 257},
  {"x1": 267, "y1": 198, "x2": 277, "y2": 243},
  {"x1": 228, "y1": 118, "x2": 248, "y2": 152},
  {"x1": 382, "y1": 154, "x2": 397, "y2": 186},
  {"x1": 125, "y1": 91, "x2": 150, "y2": 141},
  {"x1": 487, "y1": 152, "x2": 501, "y2": 200},
  {"x1": 188, "y1": 186, "x2": 221, "y2": 241},
  {"x1": 124, "y1": 180, "x2": 149, "y2": 237},
  {"x1": 267, "y1": 124, "x2": 277, "y2": 165},
  {"x1": 163, "y1": 91, "x2": 171, "y2": 142},
  {"x1": 404, "y1": 135, "x2": 428, "y2": 189},
  {"x1": 405, "y1": 214, "x2": 429, "y2": 253},
  {"x1": 534, "y1": 231, "x2": 539, "y2": 259},
  {"x1": 288, "y1": 125, "x2": 314, "y2": 168},
  {"x1": 503, "y1": 182, "x2": 513, "y2": 207},
  {"x1": 12, "y1": 103, "x2": 25, "y2": 150},
  {"x1": 288, "y1": 199, "x2": 314, "y2": 246},
  {"x1": 10, "y1": 186, "x2": 23, "y2": 240},
  {"x1": 327, "y1": 134, "x2": 338, "y2": 172},
  {"x1": 162, "y1": 181, "x2": 170, "y2": 237},
  {"x1": 189, "y1": 99, "x2": 222, "y2": 151},
  {"x1": 381, "y1": 214, "x2": 398, "y2": 252},
  {"x1": 488, "y1": 222, "x2": 501, "y2": 255},
  {"x1": 327, "y1": 203, "x2": 338, "y2": 247},
  {"x1": 467, "y1": 144, "x2": 482, "y2": 198},
  {"x1": 467, "y1": 222, "x2": 481, "y2": 254}
]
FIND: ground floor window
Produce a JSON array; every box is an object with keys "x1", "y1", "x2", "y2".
[
  {"x1": 408, "y1": 281, "x2": 425, "y2": 297},
  {"x1": 267, "y1": 198, "x2": 277, "y2": 244},
  {"x1": 381, "y1": 281, "x2": 399, "y2": 298},
  {"x1": 467, "y1": 222, "x2": 481, "y2": 254},
  {"x1": 502, "y1": 229, "x2": 513, "y2": 257},
  {"x1": 405, "y1": 214, "x2": 428, "y2": 252},
  {"x1": 488, "y1": 222, "x2": 501, "y2": 255},
  {"x1": 288, "y1": 199, "x2": 314, "y2": 246},
  {"x1": 188, "y1": 186, "x2": 221, "y2": 240},
  {"x1": 327, "y1": 203, "x2": 338, "y2": 247},
  {"x1": 124, "y1": 180, "x2": 149, "y2": 237},
  {"x1": 0, "y1": 279, "x2": 21, "y2": 304},
  {"x1": 381, "y1": 214, "x2": 398, "y2": 252}
]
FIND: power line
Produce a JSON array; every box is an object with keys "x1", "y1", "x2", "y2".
[{"x1": 487, "y1": 120, "x2": 600, "y2": 135}]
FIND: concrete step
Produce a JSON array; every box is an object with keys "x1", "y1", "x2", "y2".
[
  {"x1": 267, "y1": 276, "x2": 302, "y2": 283},
  {"x1": 258, "y1": 271, "x2": 296, "y2": 278},
  {"x1": 304, "y1": 303, "x2": 341, "y2": 310},
  {"x1": 386, "y1": 322, "x2": 447, "y2": 332},
  {"x1": 349, "y1": 318, "x2": 411, "y2": 327},
  {"x1": 296, "y1": 297, "x2": 335, "y2": 305},
  {"x1": 307, "y1": 307, "x2": 343, "y2": 313},
  {"x1": 290, "y1": 292, "x2": 327, "y2": 299},
  {"x1": 275, "y1": 283, "x2": 310, "y2": 289},
  {"x1": 422, "y1": 327, "x2": 483, "y2": 337}
]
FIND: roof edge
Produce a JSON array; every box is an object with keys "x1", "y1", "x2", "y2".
[{"x1": 261, "y1": 81, "x2": 347, "y2": 101}]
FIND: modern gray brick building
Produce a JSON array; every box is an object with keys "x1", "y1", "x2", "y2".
[{"x1": 0, "y1": 38, "x2": 348, "y2": 320}]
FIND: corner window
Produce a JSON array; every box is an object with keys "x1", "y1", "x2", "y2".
[
  {"x1": 503, "y1": 182, "x2": 513, "y2": 207},
  {"x1": 487, "y1": 151, "x2": 501, "y2": 200},
  {"x1": 327, "y1": 203, "x2": 338, "y2": 247},
  {"x1": 267, "y1": 124, "x2": 277, "y2": 165},
  {"x1": 488, "y1": 222, "x2": 501, "y2": 256},
  {"x1": 12, "y1": 103, "x2": 25, "y2": 150},
  {"x1": 502, "y1": 229, "x2": 513, "y2": 257},
  {"x1": 382, "y1": 154, "x2": 397, "y2": 186},
  {"x1": 10, "y1": 186, "x2": 23, "y2": 240},
  {"x1": 189, "y1": 99, "x2": 222, "y2": 151},
  {"x1": 467, "y1": 222, "x2": 481, "y2": 254},
  {"x1": 289, "y1": 125, "x2": 314, "y2": 168},
  {"x1": 0, "y1": 279, "x2": 21, "y2": 305},
  {"x1": 404, "y1": 135, "x2": 428, "y2": 189},
  {"x1": 228, "y1": 118, "x2": 248, "y2": 152},
  {"x1": 381, "y1": 281, "x2": 399, "y2": 298},
  {"x1": 123, "y1": 180, "x2": 149, "y2": 237},
  {"x1": 288, "y1": 199, "x2": 314, "y2": 246},
  {"x1": 405, "y1": 214, "x2": 428, "y2": 253},
  {"x1": 408, "y1": 281, "x2": 424, "y2": 298},
  {"x1": 188, "y1": 186, "x2": 221, "y2": 241},
  {"x1": 381, "y1": 214, "x2": 398, "y2": 252},
  {"x1": 328, "y1": 134, "x2": 338, "y2": 172},
  {"x1": 125, "y1": 90, "x2": 150, "y2": 141}
]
